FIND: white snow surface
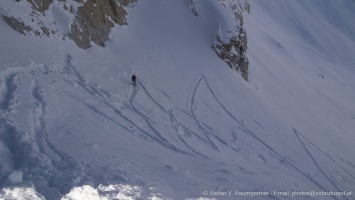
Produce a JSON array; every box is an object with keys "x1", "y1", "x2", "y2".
[{"x1": 1, "y1": 0, "x2": 355, "y2": 199}]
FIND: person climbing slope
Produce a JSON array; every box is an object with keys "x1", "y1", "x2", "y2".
[{"x1": 131, "y1": 74, "x2": 137, "y2": 86}]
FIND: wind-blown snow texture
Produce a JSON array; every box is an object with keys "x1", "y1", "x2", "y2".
[{"x1": 1, "y1": 0, "x2": 355, "y2": 199}]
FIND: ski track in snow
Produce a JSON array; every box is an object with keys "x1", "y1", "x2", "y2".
[
  {"x1": 1, "y1": 55, "x2": 355, "y2": 199},
  {"x1": 292, "y1": 128, "x2": 355, "y2": 200},
  {"x1": 30, "y1": 80, "x2": 63, "y2": 162},
  {"x1": 190, "y1": 76, "x2": 355, "y2": 200}
]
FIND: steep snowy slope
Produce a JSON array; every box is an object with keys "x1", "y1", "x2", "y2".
[
  {"x1": 1, "y1": 0, "x2": 355, "y2": 200},
  {"x1": 245, "y1": 0, "x2": 355, "y2": 162}
]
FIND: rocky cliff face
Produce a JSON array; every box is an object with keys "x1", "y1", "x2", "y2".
[
  {"x1": 1, "y1": 0, "x2": 133, "y2": 48},
  {"x1": 212, "y1": 0, "x2": 250, "y2": 81},
  {"x1": 212, "y1": 27, "x2": 249, "y2": 81},
  {"x1": 68, "y1": 0, "x2": 130, "y2": 48},
  {"x1": 188, "y1": 0, "x2": 250, "y2": 81}
]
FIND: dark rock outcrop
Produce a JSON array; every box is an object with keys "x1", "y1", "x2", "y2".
[
  {"x1": 68, "y1": 0, "x2": 129, "y2": 48},
  {"x1": 1, "y1": 0, "x2": 133, "y2": 49},
  {"x1": 212, "y1": 28, "x2": 249, "y2": 81},
  {"x1": 211, "y1": 0, "x2": 250, "y2": 81},
  {"x1": 2, "y1": 16, "x2": 33, "y2": 35},
  {"x1": 28, "y1": 0, "x2": 54, "y2": 13}
]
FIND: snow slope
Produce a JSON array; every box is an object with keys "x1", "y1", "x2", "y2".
[{"x1": 1, "y1": 0, "x2": 355, "y2": 199}]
